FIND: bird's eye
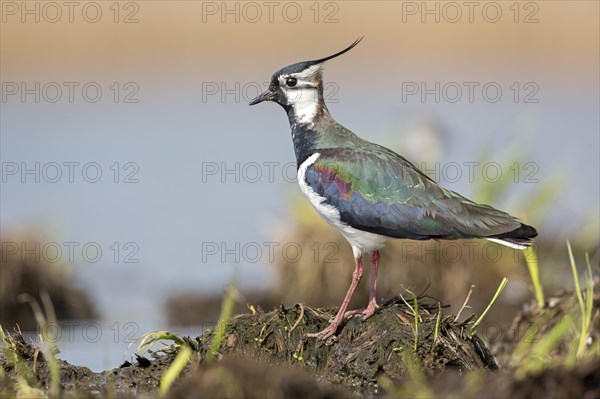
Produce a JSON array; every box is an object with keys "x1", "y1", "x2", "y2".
[{"x1": 286, "y1": 77, "x2": 297, "y2": 87}]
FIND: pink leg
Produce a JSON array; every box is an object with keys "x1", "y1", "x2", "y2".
[
  {"x1": 307, "y1": 256, "x2": 364, "y2": 340},
  {"x1": 362, "y1": 250, "x2": 380, "y2": 319},
  {"x1": 343, "y1": 250, "x2": 380, "y2": 320}
]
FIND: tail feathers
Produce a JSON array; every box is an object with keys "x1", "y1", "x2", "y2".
[
  {"x1": 486, "y1": 238, "x2": 529, "y2": 250},
  {"x1": 487, "y1": 223, "x2": 538, "y2": 250}
]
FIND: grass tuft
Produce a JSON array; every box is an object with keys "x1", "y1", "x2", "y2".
[
  {"x1": 206, "y1": 281, "x2": 237, "y2": 362},
  {"x1": 1, "y1": 326, "x2": 32, "y2": 387},
  {"x1": 129, "y1": 331, "x2": 186, "y2": 358},
  {"x1": 566, "y1": 241, "x2": 595, "y2": 360},
  {"x1": 16, "y1": 293, "x2": 60, "y2": 398},
  {"x1": 127, "y1": 279, "x2": 239, "y2": 396},
  {"x1": 126, "y1": 329, "x2": 193, "y2": 397},
  {"x1": 400, "y1": 287, "x2": 419, "y2": 351},
  {"x1": 16, "y1": 376, "x2": 48, "y2": 399}
]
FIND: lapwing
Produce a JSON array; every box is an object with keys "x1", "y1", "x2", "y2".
[{"x1": 249, "y1": 38, "x2": 538, "y2": 340}]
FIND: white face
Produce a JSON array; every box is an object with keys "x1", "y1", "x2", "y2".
[{"x1": 278, "y1": 64, "x2": 322, "y2": 124}]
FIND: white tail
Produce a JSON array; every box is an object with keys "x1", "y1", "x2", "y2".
[{"x1": 486, "y1": 238, "x2": 527, "y2": 250}]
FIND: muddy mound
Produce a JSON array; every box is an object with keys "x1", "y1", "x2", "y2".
[
  {"x1": 215, "y1": 300, "x2": 497, "y2": 393},
  {"x1": 2, "y1": 289, "x2": 598, "y2": 398},
  {"x1": 1, "y1": 299, "x2": 496, "y2": 397}
]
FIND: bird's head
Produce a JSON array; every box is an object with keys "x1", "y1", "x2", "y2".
[{"x1": 249, "y1": 38, "x2": 363, "y2": 124}]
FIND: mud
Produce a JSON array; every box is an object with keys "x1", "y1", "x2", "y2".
[
  {"x1": 217, "y1": 299, "x2": 497, "y2": 390},
  {"x1": 1, "y1": 293, "x2": 598, "y2": 398}
]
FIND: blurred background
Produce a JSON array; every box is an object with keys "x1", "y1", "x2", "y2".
[{"x1": 1, "y1": 1, "x2": 598, "y2": 371}]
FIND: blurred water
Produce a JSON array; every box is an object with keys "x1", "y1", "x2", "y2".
[{"x1": 23, "y1": 322, "x2": 206, "y2": 372}]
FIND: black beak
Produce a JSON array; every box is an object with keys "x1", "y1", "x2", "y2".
[{"x1": 249, "y1": 89, "x2": 276, "y2": 105}]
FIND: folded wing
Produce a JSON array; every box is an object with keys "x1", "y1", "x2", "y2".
[{"x1": 303, "y1": 147, "x2": 537, "y2": 245}]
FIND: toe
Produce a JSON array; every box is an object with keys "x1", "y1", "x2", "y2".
[
  {"x1": 307, "y1": 322, "x2": 340, "y2": 340},
  {"x1": 343, "y1": 309, "x2": 363, "y2": 319}
]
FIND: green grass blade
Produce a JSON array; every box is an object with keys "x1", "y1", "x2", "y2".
[
  {"x1": 432, "y1": 303, "x2": 442, "y2": 349},
  {"x1": 567, "y1": 241, "x2": 584, "y2": 312},
  {"x1": 566, "y1": 241, "x2": 593, "y2": 358},
  {"x1": 400, "y1": 287, "x2": 419, "y2": 351},
  {"x1": 17, "y1": 294, "x2": 60, "y2": 398},
  {"x1": 524, "y1": 246, "x2": 544, "y2": 308},
  {"x1": 471, "y1": 278, "x2": 508, "y2": 333},
  {"x1": 159, "y1": 345, "x2": 192, "y2": 397},
  {"x1": 206, "y1": 281, "x2": 237, "y2": 362}
]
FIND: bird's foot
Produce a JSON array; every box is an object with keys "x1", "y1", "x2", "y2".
[
  {"x1": 306, "y1": 319, "x2": 342, "y2": 341},
  {"x1": 361, "y1": 302, "x2": 379, "y2": 319},
  {"x1": 343, "y1": 303, "x2": 379, "y2": 320},
  {"x1": 307, "y1": 303, "x2": 379, "y2": 341}
]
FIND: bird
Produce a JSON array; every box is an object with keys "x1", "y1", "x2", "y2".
[{"x1": 249, "y1": 38, "x2": 538, "y2": 340}]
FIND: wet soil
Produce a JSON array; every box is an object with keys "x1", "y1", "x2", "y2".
[
  {"x1": 1, "y1": 292, "x2": 598, "y2": 398},
  {"x1": 1, "y1": 298, "x2": 494, "y2": 397}
]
